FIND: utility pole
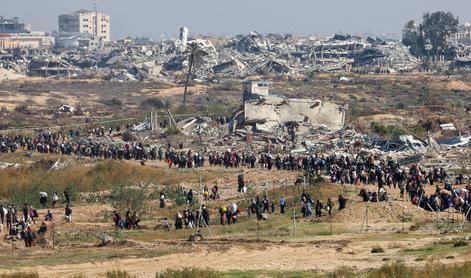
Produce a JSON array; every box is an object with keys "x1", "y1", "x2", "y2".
[
  {"x1": 402, "y1": 206, "x2": 405, "y2": 232},
  {"x1": 52, "y1": 222, "x2": 55, "y2": 249},
  {"x1": 329, "y1": 211, "x2": 332, "y2": 234},
  {"x1": 257, "y1": 217, "x2": 260, "y2": 241},
  {"x1": 365, "y1": 205, "x2": 369, "y2": 233}
]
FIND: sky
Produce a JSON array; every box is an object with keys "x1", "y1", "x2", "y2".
[{"x1": 2, "y1": 0, "x2": 471, "y2": 40}]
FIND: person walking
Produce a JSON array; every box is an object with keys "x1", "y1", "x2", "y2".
[
  {"x1": 52, "y1": 191, "x2": 59, "y2": 208},
  {"x1": 279, "y1": 196, "x2": 286, "y2": 214}
]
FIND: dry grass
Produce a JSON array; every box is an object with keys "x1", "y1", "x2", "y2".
[
  {"x1": 0, "y1": 274, "x2": 39, "y2": 278},
  {"x1": 0, "y1": 158, "x2": 220, "y2": 201}
]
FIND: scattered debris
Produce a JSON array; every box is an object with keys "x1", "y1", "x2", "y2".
[
  {"x1": 59, "y1": 105, "x2": 76, "y2": 113},
  {"x1": 0, "y1": 31, "x2": 423, "y2": 82},
  {"x1": 0, "y1": 161, "x2": 20, "y2": 169}
]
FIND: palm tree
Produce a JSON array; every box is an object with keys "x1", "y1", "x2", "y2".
[{"x1": 183, "y1": 42, "x2": 208, "y2": 106}]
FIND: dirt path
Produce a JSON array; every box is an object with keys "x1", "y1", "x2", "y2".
[
  {"x1": 154, "y1": 85, "x2": 207, "y2": 97},
  {"x1": 0, "y1": 243, "x2": 401, "y2": 277},
  {"x1": 2, "y1": 234, "x2": 465, "y2": 278}
]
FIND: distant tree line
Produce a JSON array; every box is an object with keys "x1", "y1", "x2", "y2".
[{"x1": 402, "y1": 11, "x2": 459, "y2": 60}]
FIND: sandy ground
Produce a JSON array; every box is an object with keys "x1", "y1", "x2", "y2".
[
  {"x1": 2, "y1": 234, "x2": 469, "y2": 278},
  {"x1": 153, "y1": 85, "x2": 207, "y2": 97},
  {"x1": 0, "y1": 68, "x2": 25, "y2": 82},
  {"x1": 0, "y1": 184, "x2": 469, "y2": 278}
]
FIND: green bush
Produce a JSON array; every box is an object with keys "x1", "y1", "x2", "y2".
[
  {"x1": 367, "y1": 263, "x2": 413, "y2": 277},
  {"x1": 156, "y1": 268, "x2": 220, "y2": 278},
  {"x1": 9, "y1": 181, "x2": 77, "y2": 209},
  {"x1": 330, "y1": 266, "x2": 356, "y2": 278},
  {"x1": 14, "y1": 104, "x2": 31, "y2": 115},
  {"x1": 164, "y1": 127, "x2": 181, "y2": 136},
  {"x1": 370, "y1": 121, "x2": 405, "y2": 139},
  {"x1": 371, "y1": 246, "x2": 385, "y2": 253},
  {"x1": 110, "y1": 183, "x2": 146, "y2": 213},
  {"x1": 453, "y1": 240, "x2": 468, "y2": 247},
  {"x1": 106, "y1": 271, "x2": 136, "y2": 278}
]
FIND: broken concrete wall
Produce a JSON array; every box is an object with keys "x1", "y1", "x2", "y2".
[{"x1": 244, "y1": 96, "x2": 345, "y2": 133}]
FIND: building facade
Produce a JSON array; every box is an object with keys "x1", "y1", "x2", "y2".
[
  {"x1": 0, "y1": 16, "x2": 54, "y2": 49},
  {"x1": 0, "y1": 32, "x2": 55, "y2": 49},
  {"x1": 58, "y1": 9, "x2": 110, "y2": 42},
  {"x1": 242, "y1": 80, "x2": 271, "y2": 102},
  {"x1": 453, "y1": 23, "x2": 471, "y2": 45},
  {"x1": 0, "y1": 16, "x2": 31, "y2": 34}
]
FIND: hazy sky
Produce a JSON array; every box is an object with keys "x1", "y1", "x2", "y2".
[{"x1": 2, "y1": 0, "x2": 471, "y2": 40}]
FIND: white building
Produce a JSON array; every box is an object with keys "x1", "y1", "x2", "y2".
[
  {"x1": 453, "y1": 23, "x2": 471, "y2": 45},
  {"x1": 58, "y1": 9, "x2": 110, "y2": 42},
  {"x1": 179, "y1": 26, "x2": 188, "y2": 48},
  {"x1": 242, "y1": 80, "x2": 271, "y2": 102}
]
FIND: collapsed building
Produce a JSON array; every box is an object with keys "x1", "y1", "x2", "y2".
[
  {"x1": 0, "y1": 29, "x2": 422, "y2": 80},
  {"x1": 243, "y1": 97, "x2": 345, "y2": 134},
  {"x1": 232, "y1": 81, "x2": 346, "y2": 147}
]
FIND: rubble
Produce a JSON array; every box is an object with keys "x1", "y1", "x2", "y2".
[
  {"x1": 0, "y1": 161, "x2": 20, "y2": 169},
  {"x1": 352, "y1": 42, "x2": 419, "y2": 73},
  {"x1": 59, "y1": 105, "x2": 76, "y2": 113},
  {"x1": 0, "y1": 31, "x2": 423, "y2": 82},
  {"x1": 242, "y1": 96, "x2": 345, "y2": 134},
  {"x1": 440, "y1": 123, "x2": 456, "y2": 131},
  {"x1": 438, "y1": 135, "x2": 471, "y2": 148}
]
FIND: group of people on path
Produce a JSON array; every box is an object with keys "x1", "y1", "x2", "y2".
[
  {"x1": 113, "y1": 209, "x2": 141, "y2": 229},
  {"x1": 0, "y1": 186, "x2": 74, "y2": 247}
]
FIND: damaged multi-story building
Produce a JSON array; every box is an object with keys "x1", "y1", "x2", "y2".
[
  {"x1": 234, "y1": 81, "x2": 346, "y2": 141},
  {"x1": 0, "y1": 16, "x2": 54, "y2": 50},
  {"x1": 58, "y1": 9, "x2": 111, "y2": 49}
]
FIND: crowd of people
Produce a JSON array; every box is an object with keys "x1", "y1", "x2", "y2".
[
  {"x1": 0, "y1": 131, "x2": 151, "y2": 161},
  {"x1": 113, "y1": 209, "x2": 141, "y2": 229},
  {"x1": 0, "y1": 187, "x2": 75, "y2": 247},
  {"x1": 174, "y1": 206, "x2": 210, "y2": 230},
  {"x1": 0, "y1": 203, "x2": 53, "y2": 247},
  {"x1": 2, "y1": 129, "x2": 471, "y2": 246}
]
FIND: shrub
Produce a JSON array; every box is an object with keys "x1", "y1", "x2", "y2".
[
  {"x1": 330, "y1": 266, "x2": 356, "y2": 278},
  {"x1": 103, "y1": 98, "x2": 123, "y2": 108},
  {"x1": 9, "y1": 180, "x2": 77, "y2": 209},
  {"x1": 14, "y1": 104, "x2": 31, "y2": 115},
  {"x1": 156, "y1": 268, "x2": 220, "y2": 278},
  {"x1": 367, "y1": 263, "x2": 412, "y2": 278},
  {"x1": 371, "y1": 246, "x2": 385, "y2": 253},
  {"x1": 164, "y1": 126, "x2": 181, "y2": 136},
  {"x1": 140, "y1": 97, "x2": 166, "y2": 109},
  {"x1": 110, "y1": 183, "x2": 146, "y2": 213},
  {"x1": 370, "y1": 121, "x2": 405, "y2": 139},
  {"x1": 453, "y1": 240, "x2": 468, "y2": 247},
  {"x1": 106, "y1": 271, "x2": 136, "y2": 278}
]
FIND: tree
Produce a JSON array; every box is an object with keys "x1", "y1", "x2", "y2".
[
  {"x1": 403, "y1": 12, "x2": 459, "y2": 59},
  {"x1": 402, "y1": 20, "x2": 424, "y2": 57},
  {"x1": 183, "y1": 42, "x2": 208, "y2": 106},
  {"x1": 421, "y1": 12, "x2": 459, "y2": 57}
]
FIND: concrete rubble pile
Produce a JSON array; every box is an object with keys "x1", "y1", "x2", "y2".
[
  {"x1": 352, "y1": 42, "x2": 419, "y2": 73},
  {"x1": 0, "y1": 32, "x2": 422, "y2": 81}
]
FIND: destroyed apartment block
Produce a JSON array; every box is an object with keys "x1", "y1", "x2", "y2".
[
  {"x1": 0, "y1": 29, "x2": 429, "y2": 82},
  {"x1": 243, "y1": 96, "x2": 346, "y2": 135},
  {"x1": 234, "y1": 81, "x2": 346, "y2": 141},
  {"x1": 27, "y1": 57, "x2": 79, "y2": 77}
]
